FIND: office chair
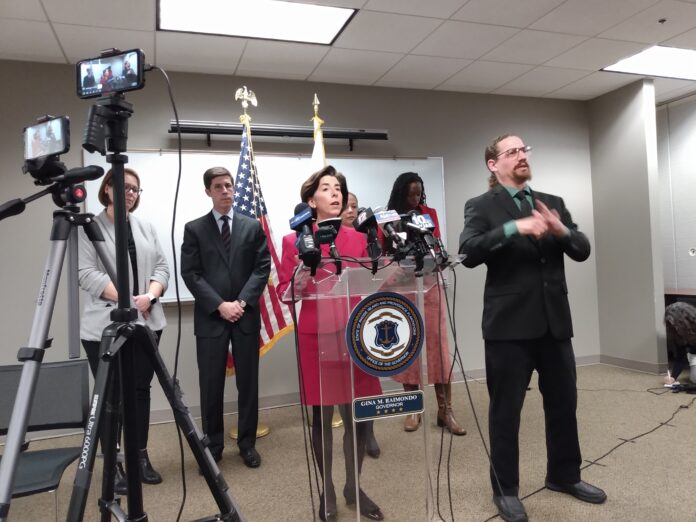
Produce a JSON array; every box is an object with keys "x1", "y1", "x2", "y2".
[{"x1": 0, "y1": 359, "x2": 89, "y2": 519}]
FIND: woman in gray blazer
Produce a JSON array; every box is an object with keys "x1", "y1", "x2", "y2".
[{"x1": 78, "y1": 167, "x2": 169, "y2": 494}]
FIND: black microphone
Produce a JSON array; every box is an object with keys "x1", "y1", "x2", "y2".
[
  {"x1": 289, "y1": 202, "x2": 320, "y2": 272},
  {"x1": 374, "y1": 207, "x2": 405, "y2": 249},
  {"x1": 316, "y1": 217, "x2": 342, "y2": 275},
  {"x1": 353, "y1": 207, "x2": 382, "y2": 261}
]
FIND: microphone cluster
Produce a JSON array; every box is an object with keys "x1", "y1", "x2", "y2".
[{"x1": 288, "y1": 203, "x2": 450, "y2": 275}]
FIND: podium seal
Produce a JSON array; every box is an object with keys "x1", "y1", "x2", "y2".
[{"x1": 346, "y1": 291, "x2": 424, "y2": 377}]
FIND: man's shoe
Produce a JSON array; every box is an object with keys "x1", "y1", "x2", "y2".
[
  {"x1": 545, "y1": 480, "x2": 607, "y2": 504},
  {"x1": 492, "y1": 495, "x2": 528, "y2": 522},
  {"x1": 240, "y1": 447, "x2": 261, "y2": 468}
]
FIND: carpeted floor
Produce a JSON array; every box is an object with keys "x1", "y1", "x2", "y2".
[{"x1": 4, "y1": 364, "x2": 694, "y2": 521}]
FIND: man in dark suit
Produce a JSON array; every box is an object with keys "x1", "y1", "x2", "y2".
[
  {"x1": 459, "y1": 135, "x2": 606, "y2": 522},
  {"x1": 181, "y1": 166, "x2": 270, "y2": 468}
]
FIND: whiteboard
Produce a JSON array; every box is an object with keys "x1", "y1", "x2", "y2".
[{"x1": 83, "y1": 150, "x2": 445, "y2": 302}]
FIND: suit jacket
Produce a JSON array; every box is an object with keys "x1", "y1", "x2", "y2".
[
  {"x1": 78, "y1": 211, "x2": 169, "y2": 341},
  {"x1": 181, "y1": 211, "x2": 271, "y2": 338},
  {"x1": 458, "y1": 185, "x2": 590, "y2": 341}
]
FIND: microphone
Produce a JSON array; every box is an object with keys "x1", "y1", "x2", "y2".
[
  {"x1": 289, "y1": 203, "x2": 320, "y2": 273},
  {"x1": 316, "y1": 217, "x2": 342, "y2": 275},
  {"x1": 405, "y1": 211, "x2": 449, "y2": 266},
  {"x1": 374, "y1": 207, "x2": 405, "y2": 248},
  {"x1": 353, "y1": 207, "x2": 382, "y2": 261}
]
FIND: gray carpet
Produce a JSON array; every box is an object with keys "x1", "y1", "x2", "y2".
[{"x1": 4, "y1": 364, "x2": 694, "y2": 521}]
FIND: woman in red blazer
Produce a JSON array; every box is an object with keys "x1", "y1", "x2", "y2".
[
  {"x1": 386, "y1": 172, "x2": 466, "y2": 436},
  {"x1": 277, "y1": 166, "x2": 384, "y2": 522}
]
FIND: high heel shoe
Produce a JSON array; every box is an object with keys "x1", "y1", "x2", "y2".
[
  {"x1": 344, "y1": 487, "x2": 384, "y2": 521},
  {"x1": 319, "y1": 491, "x2": 338, "y2": 522}
]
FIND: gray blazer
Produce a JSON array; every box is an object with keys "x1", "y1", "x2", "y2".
[{"x1": 78, "y1": 210, "x2": 170, "y2": 341}]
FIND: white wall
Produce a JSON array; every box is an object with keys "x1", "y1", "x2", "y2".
[
  {"x1": 588, "y1": 80, "x2": 666, "y2": 372},
  {"x1": 0, "y1": 60, "x2": 601, "y2": 419}
]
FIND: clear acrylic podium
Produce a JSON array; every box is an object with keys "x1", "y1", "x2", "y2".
[{"x1": 283, "y1": 256, "x2": 448, "y2": 522}]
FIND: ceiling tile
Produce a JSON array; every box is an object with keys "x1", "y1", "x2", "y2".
[
  {"x1": 43, "y1": 0, "x2": 155, "y2": 31},
  {"x1": 599, "y1": 0, "x2": 696, "y2": 43},
  {"x1": 282, "y1": 0, "x2": 367, "y2": 7},
  {"x1": 0, "y1": 19, "x2": 64, "y2": 62},
  {"x1": 481, "y1": 30, "x2": 586, "y2": 65},
  {"x1": 655, "y1": 83, "x2": 696, "y2": 103},
  {"x1": 333, "y1": 10, "x2": 442, "y2": 53},
  {"x1": 308, "y1": 48, "x2": 403, "y2": 85},
  {"x1": 236, "y1": 40, "x2": 329, "y2": 81},
  {"x1": 530, "y1": 0, "x2": 658, "y2": 36},
  {"x1": 155, "y1": 32, "x2": 246, "y2": 75},
  {"x1": 412, "y1": 20, "x2": 519, "y2": 59},
  {"x1": 374, "y1": 55, "x2": 471, "y2": 89},
  {"x1": 493, "y1": 65, "x2": 589, "y2": 96},
  {"x1": 544, "y1": 71, "x2": 640, "y2": 99},
  {"x1": 363, "y1": 0, "x2": 468, "y2": 18},
  {"x1": 0, "y1": 0, "x2": 46, "y2": 20},
  {"x1": 663, "y1": 27, "x2": 696, "y2": 49},
  {"x1": 436, "y1": 60, "x2": 534, "y2": 92},
  {"x1": 652, "y1": 76, "x2": 695, "y2": 94},
  {"x1": 53, "y1": 24, "x2": 155, "y2": 63},
  {"x1": 545, "y1": 38, "x2": 649, "y2": 70},
  {"x1": 451, "y1": 0, "x2": 566, "y2": 29}
]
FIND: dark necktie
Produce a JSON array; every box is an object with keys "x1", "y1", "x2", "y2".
[
  {"x1": 515, "y1": 190, "x2": 532, "y2": 217},
  {"x1": 220, "y1": 215, "x2": 231, "y2": 252}
]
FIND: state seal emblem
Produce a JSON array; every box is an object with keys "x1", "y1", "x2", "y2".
[{"x1": 345, "y1": 292, "x2": 424, "y2": 377}]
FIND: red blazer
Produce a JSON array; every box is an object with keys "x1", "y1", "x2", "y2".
[{"x1": 277, "y1": 226, "x2": 368, "y2": 335}]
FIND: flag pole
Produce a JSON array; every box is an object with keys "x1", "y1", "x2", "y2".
[{"x1": 228, "y1": 85, "x2": 271, "y2": 441}]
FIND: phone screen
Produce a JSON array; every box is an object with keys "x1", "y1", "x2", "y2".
[
  {"x1": 76, "y1": 49, "x2": 144, "y2": 99},
  {"x1": 23, "y1": 117, "x2": 70, "y2": 161}
]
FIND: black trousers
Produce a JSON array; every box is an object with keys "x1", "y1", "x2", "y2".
[
  {"x1": 196, "y1": 325, "x2": 259, "y2": 455},
  {"x1": 484, "y1": 332, "x2": 581, "y2": 496},
  {"x1": 82, "y1": 329, "x2": 162, "y2": 451}
]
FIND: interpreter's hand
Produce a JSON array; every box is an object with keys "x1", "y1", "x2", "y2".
[
  {"x1": 535, "y1": 200, "x2": 568, "y2": 237},
  {"x1": 218, "y1": 301, "x2": 244, "y2": 322},
  {"x1": 515, "y1": 210, "x2": 548, "y2": 240}
]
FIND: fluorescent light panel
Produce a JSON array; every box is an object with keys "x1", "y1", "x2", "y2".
[
  {"x1": 159, "y1": 0, "x2": 355, "y2": 45},
  {"x1": 603, "y1": 45, "x2": 696, "y2": 81}
]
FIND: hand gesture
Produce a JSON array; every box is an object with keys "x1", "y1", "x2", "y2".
[
  {"x1": 535, "y1": 200, "x2": 568, "y2": 237},
  {"x1": 515, "y1": 210, "x2": 548, "y2": 240}
]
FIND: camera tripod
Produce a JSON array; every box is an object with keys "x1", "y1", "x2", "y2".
[{"x1": 0, "y1": 95, "x2": 243, "y2": 522}]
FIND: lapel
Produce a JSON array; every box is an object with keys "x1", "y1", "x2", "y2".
[
  {"x1": 206, "y1": 211, "x2": 230, "y2": 263},
  {"x1": 492, "y1": 185, "x2": 522, "y2": 220}
]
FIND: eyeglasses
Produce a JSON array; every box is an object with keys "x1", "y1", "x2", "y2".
[
  {"x1": 497, "y1": 145, "x2": 532, "y2": 159},
  {"x1": 124, "y1": 184, "x2": 143, "y2": 195}
]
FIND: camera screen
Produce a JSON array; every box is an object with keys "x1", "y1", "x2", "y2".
[
  {"x1": 77, "y1": 50, "x2": 143, "y2": 99},
  {"x1": 24, "y1": 117, "x2": 70, "y2": 161}
]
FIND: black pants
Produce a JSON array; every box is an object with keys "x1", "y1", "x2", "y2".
[
  {"x1": 484, "y1": 332, "x2": 581, "y2": 496},
  {"x1": 82, "y1": 330, "x2": 162, "y2": 451},
  {"x1": 196, "y1": 325, "x2": 259, "y2": 455}
]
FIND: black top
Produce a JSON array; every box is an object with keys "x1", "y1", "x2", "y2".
[{"x1": 127, "y1": 221, "x2": 139, "y2": 296}]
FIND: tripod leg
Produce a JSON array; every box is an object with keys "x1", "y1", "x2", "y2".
[
  {"x1": 0, "y1": 216, "x2": 71, "y2": 522},
  {"x1": 66, "y1": 326, "x2": 128, "y2": 522},
  {"x1": 135, "y1": 326, "x2": 244, "y2": 522}
]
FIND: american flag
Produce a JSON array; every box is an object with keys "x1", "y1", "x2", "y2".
[{"x1": 228, "y1": 122, "x2": 294, "y2": 372}]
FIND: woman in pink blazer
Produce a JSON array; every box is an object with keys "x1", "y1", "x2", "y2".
[{"x1": 277, "y1": 166, "x2": 384, "y2": 522}]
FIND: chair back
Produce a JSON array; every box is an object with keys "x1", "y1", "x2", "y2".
[{"x1": 0, "y1": 359, "x2": 89, "y2": 436}]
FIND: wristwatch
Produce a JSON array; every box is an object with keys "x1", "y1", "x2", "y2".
[
  {"x1": 146, "y1": 292, "x2": 157, "y2": 305},
  {"x1": 238, "y1": 299, "x2": 247, "y2": 310}
]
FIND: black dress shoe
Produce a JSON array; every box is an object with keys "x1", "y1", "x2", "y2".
[
  {"x1": 344, "y1": 487, "x2": 384, "y2": 521},
  {"x1": 545, "y1": 480, "x2": 607, "y2": 504},
  {"x1": 365, "y1": 435, "x2": 380, "y2": 459},
  {"x1": 240, "y1": 447, "x2": 261, "y2": 468},
  {"x1": 492, "y1": 495, "x2": 528, "y2": 522}
]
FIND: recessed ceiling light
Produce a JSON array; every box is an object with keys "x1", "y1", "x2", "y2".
[
  {"x1": 603, "y1": 45, "x2": 696, "y2": 81},
  {"x1": 158, "y1": 0, "x2": 356, "y2": 45}
]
